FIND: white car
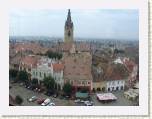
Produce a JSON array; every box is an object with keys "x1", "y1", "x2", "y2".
[
  {"x1": 84, "y1": 101, "x2": 94, "y2": 104},
  {"x1": 28, "y1": 96, "x2": 37, "y2": 102},
  {"x1": 80, "y1": 100, "x2": 85, "y2": 103},
  {"x1": 84, "y1": 101, "x2": 94, "y2": 106},
  {"x1": 41, "y1": 98, "x2": 51, "y2": 106},
  {"x1": 74, "y1": 99, "x2": 81, "y2": 103},
  {"x1": 47, "y1": 102, "x2": 55, "y2": 106}
]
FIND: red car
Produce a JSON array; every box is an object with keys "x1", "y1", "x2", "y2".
[{"x1": 37, "y1": 98, "x2": 45, "y2": 104}]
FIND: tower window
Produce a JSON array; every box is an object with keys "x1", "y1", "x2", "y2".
[{"x1": 68, "y1": 31, "x2": 71, "y2": 36}]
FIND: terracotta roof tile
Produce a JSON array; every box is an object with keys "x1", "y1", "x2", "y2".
[
  {"x1": 21, "y1": 55, "x2": 40, "y2": 68},
  {"x1": 53, "y1": 63, "x2": 64, "y2": 72}
]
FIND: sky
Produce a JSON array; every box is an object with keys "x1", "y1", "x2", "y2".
[{"x1": 9, "y1": 9, "x2": 139, "y2": 40}]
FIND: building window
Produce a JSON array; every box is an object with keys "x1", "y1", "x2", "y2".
[
  {"x1": 44, "y1": 73, "x2": 46, "y2": 77},
  {"x1": 39, "y1": 72, "x2": 41, "y2": 77},
  {"x1": 82, "y1": 81, "x2": 85, "y2": 85}
]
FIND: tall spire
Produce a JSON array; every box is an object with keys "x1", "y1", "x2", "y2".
[
  {"x1": 67, "y1": 9, "x2": 71, "y2": 22},
  {"x1": 65, "y1": 9, "x2": 73, "y2": 28},
  {"x1": 64, "y1": 9, "x2": 74, "y2": 43}
]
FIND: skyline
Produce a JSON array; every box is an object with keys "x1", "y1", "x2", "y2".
[{"x1": 9, "y1": 9, "x2": 139, "y2": 40}]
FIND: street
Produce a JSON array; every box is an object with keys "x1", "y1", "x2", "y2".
[
  {"x1": 9, "y1": 83, "x2": 75, "y2": 106},
  {"x1": 9, "y1": 82, "x2": 136, "y2": 106}
]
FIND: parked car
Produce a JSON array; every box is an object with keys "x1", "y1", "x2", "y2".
[
  {"x1": 74, "y1": 99, "x2": 81, "y2": 103},
  {"x1": 41, "y1": 98, "x2": 51, "y2": 106},
  {"x1": 28, "y1": 96, "x2": 37, "y2": 102},
  {"x1": 84, "y1": 101, "x2": 94, "y2": 106},
  {"x1": 53, "y1": 93, "x2": 58, "y2": 98},
  {"x1": 80, "y1": 100, "x2": 85, "y2": 103},
  {"x1": 47, "y1": 102, "x2": 55, "y2": 106},
  {"x1": 27, "y1": 86, "x2": 31, "y2": 89},
  {"x1": 20, "y1": 83, "x2": 24, "y2": 86},
  {"x1": 34, "y1": 88, "x2": 39, "y2": 92},
  {"x1": 44, "y1": 90, "x2": 54, "y2": 96},
  {"x1": 37, "y1": 98, "x2": 45, "y2": 104},
  {"x1": 24, "y1": 85, "x2": 28, "y2": 88},
  {"x1": 38, "y1": 88, "x2": 45, "y2": 93}
]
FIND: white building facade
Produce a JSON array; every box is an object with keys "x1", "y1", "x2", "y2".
[
  {"x1": 31, "y1": 63, "x2": 53, "y2": 82},
  {"x1": 53, "y1": 69, "x2": 64, "y2": 90},
  {"x1": 106, "y1": 80, "x2": 125, "y2": 91},
  {"x1": 31, "y1": 57, "x2": 64, "y2": 90}
]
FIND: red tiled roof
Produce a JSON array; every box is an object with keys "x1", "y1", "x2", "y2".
[
  {"x1": 21, "y1": 55, "x2": 40, "y2": 68},
  {"x1": 53, "y1": 63, "x2": 64, "y2": 72},
  {"x1": 123, "y1": 59, "x2": 135, "y2": 72},
  {"x1": 58, "y1": 42, "x2": 90, "y2": 52},
  {"x1": 104, "y1": 63, "x2": 129, "y2": 81},
  {"x1": 14, "y1": 43, "x2": 48, "y2": 54}
]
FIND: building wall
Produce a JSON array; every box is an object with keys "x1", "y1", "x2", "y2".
[
  {"x1": 65, "y1": 79, "x2": 92, "y2": 91},
  {"x1": 92, "y1": 81, "x2": 106, "y2": 91},
  {"x1": 31, "y1": 64, "x2": 53, "y2": 82},
  {"x1": 106, "y1": 80, "x2": 125, "y2": 91},
  {"x1": 64, "y1": 27, "x2": 73, "y2": 43},
  {"x1": 53, "y1": 71, "x2": 64, "y2": 90},
  {"x1": 31, "y1": 64, "x2": 64, "y2": 90}
]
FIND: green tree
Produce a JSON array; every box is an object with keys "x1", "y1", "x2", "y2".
[
  {"x1": 17, "y1": 70, "x2": 29, "y2": 83},
  {"x1": 31, "y1": 78, "x2": 39, "y2": 88},
  {"x1": 46, "y1": 51, "x2": 62, "y2": 60},
  {"x1": 9, "y1": 69, "x2": 18, "y2": 78},
  {"x1": 15, "y1": 95, "x2": 23, "y2": 105},
  {"x1": 31, "y1": 78, "x2": 38, "y2": 85},
  {"x1": 43, "y1": 76, "x2": 55, "y2": 91},
  {"x1": 63, "y1": 82, "x2": 72, "y2": 95}
]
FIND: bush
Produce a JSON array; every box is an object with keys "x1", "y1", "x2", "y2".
[
  {"x1": 63, "y1": 82, "x2": 72, "y2": 95},
  {"x1": 15, "y1": 95, "x2": 23, "y2": 105},
  {"x1": 43, "y1": 76, "x2": 55, "y2": 91},
  {"x1": 9, "y1": 69, "x2": 18, "y2": 78},
  {"x1": 17, "y1": 70, "x2": 29, "y2": 83},
  {"x1": 46, "y1": 51, "x2": 63, "y2": 60}
]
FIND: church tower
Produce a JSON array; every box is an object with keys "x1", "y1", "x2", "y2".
[{"x1": 64, "y1": 9, "x2": 74, "y2": 43}]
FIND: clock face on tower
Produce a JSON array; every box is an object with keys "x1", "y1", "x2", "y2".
[{"x1": 68, "y1": 31, "x2": 71, "y2": 36}]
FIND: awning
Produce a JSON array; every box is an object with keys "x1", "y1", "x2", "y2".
[{"x1": 75, "y1": 92, "x2": 89, "y2": 99}]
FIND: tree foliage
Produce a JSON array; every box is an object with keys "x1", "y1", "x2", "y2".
[
  {"x1": 31, "y1": 78, "x2": 38, "y2": 85},
  {"x1": 31, "y1": 78, "x2": 39, "y2": 88},
  {"x1": 46, "y1": 51, "x2": 62, "y2": 60},
  {"x1": 43, "y1": 76, "x2": 55, "y2": 91},
  {"x1": 15, "y1": 95, "x2": 23, "y2": 105},
  {"x1": 17, "y1": 70, "x2": 29, "y2": 83},
  {"x1": 9, "y1": 69, "x2": 18, "y2": 78},
  {"x1": 63, "y1": 82, "x2": 72, "y2": 95}
]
